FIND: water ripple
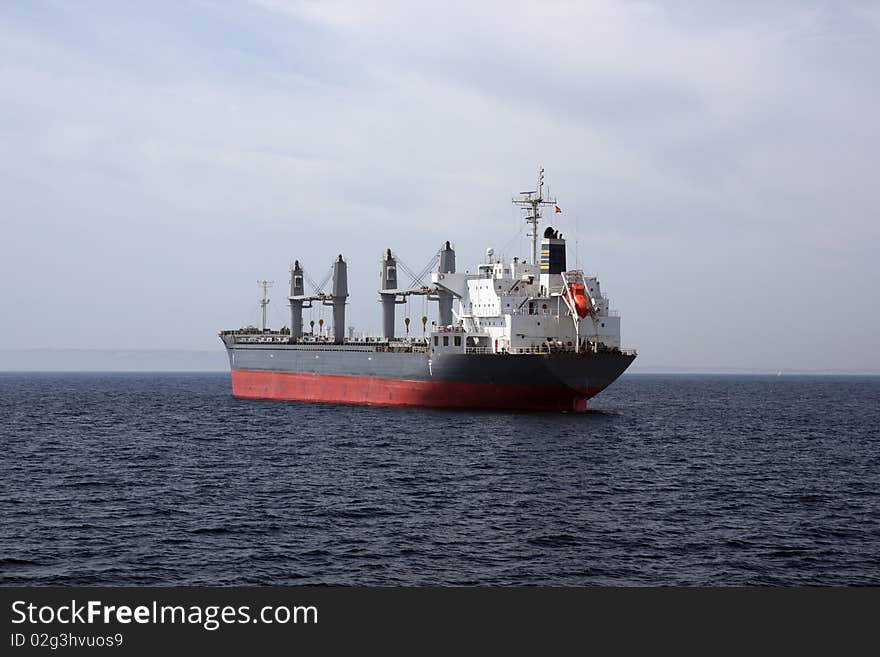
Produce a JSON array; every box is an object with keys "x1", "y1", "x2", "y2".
[{"x1": 1, "y1": 372, "x2": 878, "y2": 585}]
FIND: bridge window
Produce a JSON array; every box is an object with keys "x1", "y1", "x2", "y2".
[
  {"x1": 433, "y1": 336, "x2": 438, "y2": 346},
  {"x1": 443, "y1": 336, "x2": 449, "y2": 346},
  {"x1": 454, "y1": 336, "x2": 461, "y2": 347}
]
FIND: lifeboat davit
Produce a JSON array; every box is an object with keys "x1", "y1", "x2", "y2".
[{"x1": 568, "y1": 283, "x2": 592, "y2": 318}]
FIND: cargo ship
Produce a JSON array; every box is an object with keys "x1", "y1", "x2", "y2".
[{"x1": 220, "y1": 169, "x2": 636, "y2": 412}]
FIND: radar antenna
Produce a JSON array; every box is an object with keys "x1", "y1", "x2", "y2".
[
  {"x1": 257, "y1": 280, "x2": 274, "y2": 331},
  {"x1": 512, "y1": 166, "x2": 557, "y2": 265}
]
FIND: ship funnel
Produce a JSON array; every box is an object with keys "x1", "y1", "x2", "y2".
[
  {"x1": 379, "y1": 249, "x2": 398, "y2": 340},
  {"x1": 539, "y1": 226, "x2": 566, "y2": 292},
  {"x1": 438, "y1": 240, "x2": 455, "y2": 327},
  {"x1": 331, "y1": 254, "x2": 348, "y2": 344},
  {"x1": 289, "y1": 260, "x2": 304, "y2": 341},
  {"x1": 540, "y1": 226, "x2": 566, "y2": 274}
]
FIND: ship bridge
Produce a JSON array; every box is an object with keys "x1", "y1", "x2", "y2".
[{"x1": 428, "y1": 228, "x2": 622, "y2": 355}]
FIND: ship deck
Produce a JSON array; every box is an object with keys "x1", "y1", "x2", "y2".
[{"x1": 220, "y1": 330, "x2": 636, "y2": 357}]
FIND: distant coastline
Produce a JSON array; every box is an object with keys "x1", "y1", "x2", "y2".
[
  {"x1": 0, "y1": 349, "x2": 228, "y2": 372},
  {"x1": 0, "y1": 349, "x2": 877, "y2": 376}
]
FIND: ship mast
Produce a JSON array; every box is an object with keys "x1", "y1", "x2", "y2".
[
  {"x1": 512, "y1": 166, "x2": 557, "y2": 265},
  {"x1": 257, "y1": 279, "x2": 273, "y2": 331}
]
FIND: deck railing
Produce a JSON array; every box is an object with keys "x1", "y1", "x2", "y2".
[{"x1": 220, "y1": 329, "x2": 637, "y2": 357}]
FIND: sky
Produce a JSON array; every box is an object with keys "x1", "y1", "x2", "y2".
[{"x1": 1, "y1": 1, "x2": 878, "y2": 372}]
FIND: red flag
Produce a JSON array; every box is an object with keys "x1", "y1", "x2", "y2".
[{"x1": 555, "y1": 205, "x2": 562, "y2": 213}]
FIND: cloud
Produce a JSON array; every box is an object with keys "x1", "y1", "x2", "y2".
[{"x1": 1, "y1": 1, "x2": 878, "y2": 371}]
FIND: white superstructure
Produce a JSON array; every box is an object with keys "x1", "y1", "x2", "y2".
[{"x1": 431, "y1": 227, "x2": 621, "y2": 355}]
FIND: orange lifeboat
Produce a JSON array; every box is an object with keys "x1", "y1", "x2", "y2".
[{"x1": 568, "y1": 283, "x2": 592, "y2": 318}]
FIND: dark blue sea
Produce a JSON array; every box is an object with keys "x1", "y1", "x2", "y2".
[{"x1": 1, "y1": 373, "x2": 878, "y2": 586}]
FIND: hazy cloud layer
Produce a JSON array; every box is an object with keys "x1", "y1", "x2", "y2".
[{"x1": 1, "y1": 1, "x2": 878, "y2": 371}]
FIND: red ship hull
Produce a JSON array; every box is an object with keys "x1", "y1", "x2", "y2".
[{"x1": 231, "y1": 369, "x2": 604, "y2": 412}]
